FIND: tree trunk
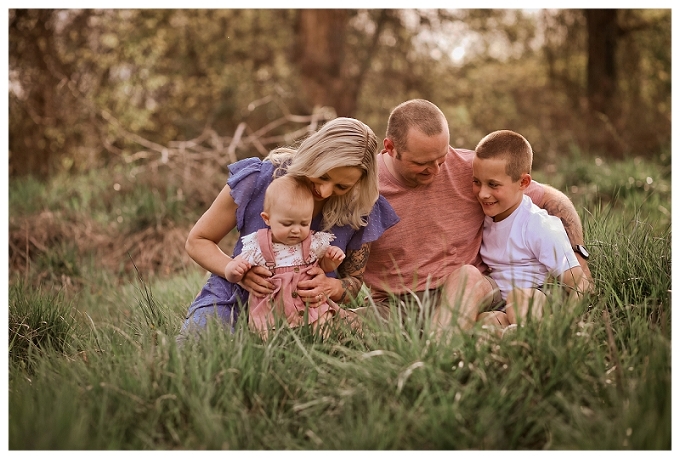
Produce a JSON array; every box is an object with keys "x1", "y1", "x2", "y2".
[
  {"x1": 584, "y1": 9, "x2": 622, "y2": 155},
  {"x1": 586, "y1": 9, "x2": 618, "y2": 115},
  {"x1": 293, "y1": 10, "x2": 351, "y2": 116},
  {"x1": 9, "y1": 10, "x2": 57, "y2": 177}
]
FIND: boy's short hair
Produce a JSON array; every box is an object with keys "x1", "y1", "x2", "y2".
[
  {"x1": 475, "y1": 130, "x2": 533, "y2": 181},
  {"x1": 263, "y1": 175, "x2": 313, "y2": 214}
]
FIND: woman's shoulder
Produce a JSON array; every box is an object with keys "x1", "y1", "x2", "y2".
[
  {"x1": 370, "y1": 195, "x2": 400, "y2": 224},
  {"x1": 338, "y1": 195, "x2": 400, "y2": 250},
  {"x1": 228, "y1": 157, "x2": 274, "y2": 180},
  {"x1": 227, "y1": 157, "x2": 275, "y2": 196}
]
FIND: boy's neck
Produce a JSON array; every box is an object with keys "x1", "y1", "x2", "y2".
[{"x1": 492, "y1": 194, "x2": 524, "y2": 222}]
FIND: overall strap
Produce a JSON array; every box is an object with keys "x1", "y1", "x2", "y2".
[
  {"x1": 256, "y1": 228, "x2": 277, "y2": 269},
  {"x1": 300, "y1": 230, "x2": 313, "y2": 264}
]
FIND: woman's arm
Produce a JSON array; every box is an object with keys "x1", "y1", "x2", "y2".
[
  {"x1": 335, "y1": 243, "x2": 370, "y2": 304},
  {"x1": 185, "y1": 183, "x2": 238, "y2": 276},
  {"x1": 297, "y1": 243, "x2": 370, "y2": 306},
  {"x1": 185, "y1": 183, "x2": 274, "y2": 296}
]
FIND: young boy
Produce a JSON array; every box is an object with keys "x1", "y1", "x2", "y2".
[{"x1": 472, "y1": 130, "x2": 589, "y2": 327}]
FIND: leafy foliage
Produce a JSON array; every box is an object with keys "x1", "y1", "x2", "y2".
[{"x1": 9, "y1": 9, "x2": 671, "y2": 177}]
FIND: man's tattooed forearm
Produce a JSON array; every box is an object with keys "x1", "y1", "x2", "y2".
[{"x1": 542, "y1": 198, "x2": 583, "y2": 245}]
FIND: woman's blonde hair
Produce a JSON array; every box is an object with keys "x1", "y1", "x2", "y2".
[{"x1": 266, "y1": 117, "x2": 379, "y2": 231}]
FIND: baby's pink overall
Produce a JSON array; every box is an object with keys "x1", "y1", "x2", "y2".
[{"x1": 248, "y1": 229, "x2": 341, "y2": 334}]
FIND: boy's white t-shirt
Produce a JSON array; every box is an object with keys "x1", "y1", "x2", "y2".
[
  {"x1": 481, "y1": 194, "x2": 579, "y2": 299},
  {"x1": 239, "y1": 231, "x2": 335, "y2": 268}
]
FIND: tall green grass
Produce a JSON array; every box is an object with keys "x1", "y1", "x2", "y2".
[
  {"x1": 8, "y1": 208, "x2": 671, "y2": 449},
  {"x1": 8, "y1": 154, "x2": 671, "y2": 449}
]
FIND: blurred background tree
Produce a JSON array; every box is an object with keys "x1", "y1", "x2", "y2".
[{"x1": 8, "y1": 8, "x2": 671, "y2": 178}]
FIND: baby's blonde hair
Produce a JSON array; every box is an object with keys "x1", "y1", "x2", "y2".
[
  {"x1": 266, "y1": 117, "x2": 379, "y2": 231},
  {"x1": 263, "y1": 175, "x2": 313, "y2": 217}
]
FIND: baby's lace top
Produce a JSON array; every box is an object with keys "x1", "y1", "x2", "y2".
[{"x1": 240, "y1": 231, "x2": 336, "y2": 268}]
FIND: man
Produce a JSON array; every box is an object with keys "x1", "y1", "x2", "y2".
[{"x1": 363, "y1": 99, "x2": 592, "y2": 331}]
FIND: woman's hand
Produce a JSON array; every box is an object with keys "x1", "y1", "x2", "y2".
[
  {"x1": 296, "y1": 266, "x2": 341, "y2": 307},
  {"x1": 238, "y1": 265, "x2": 274, "y2": 298}
]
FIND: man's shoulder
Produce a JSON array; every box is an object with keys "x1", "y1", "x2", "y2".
[{"x1": 447, "y1": 146, "x2": 475, "y2": 162}]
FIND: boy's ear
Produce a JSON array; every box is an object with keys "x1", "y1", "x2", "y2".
[
  {"x1": 260, "y1": 211, "x2": 270, "y2": 225},
  {"x1": 519, "y1": 173, "x2": 532, "y2": 189}
]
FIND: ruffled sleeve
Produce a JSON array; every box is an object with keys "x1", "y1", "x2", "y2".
[
  {"x1": 310, "y1": 231, "x2": 337, "y2": 258},
  {"x1": 239, "y1": 232, "x2": 261, "y2": 265},
  {"x1": 226, "y1": 158, "x2": 275, "y2": 237},
  {"x1": 345, "y1": 195, "x2": 400, "y2": 251}
]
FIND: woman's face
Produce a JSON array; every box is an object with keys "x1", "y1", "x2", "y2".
[{"x1": 306, "y1": 166, "x2": 363, "y2": 201}]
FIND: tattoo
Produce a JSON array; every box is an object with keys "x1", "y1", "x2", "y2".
[
  {"x1": 541, "y1": 192, "x2": 584, "y2": 246},
  {"x1": 336, "y1": 243, "x2": 370, "y2": 303},
  {"x1": 339, "y1": 243, "x2": 369, "y2": 277}
]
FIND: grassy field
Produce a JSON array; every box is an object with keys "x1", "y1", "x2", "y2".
[{"x1": 7, "y1": 150, "x2": 671, "y2": 449}]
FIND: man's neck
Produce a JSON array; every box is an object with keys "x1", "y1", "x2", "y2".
[{"x1": 382, "y1": 153, "x2": 418, "y2": 189}]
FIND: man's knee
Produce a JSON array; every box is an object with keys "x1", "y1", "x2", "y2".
[
  {"x1": 444, "y1": 265, "x2": 489, "y2": 298},
  {"x1": 449, "y1": 264, "x2": 484, "y2": 286}
]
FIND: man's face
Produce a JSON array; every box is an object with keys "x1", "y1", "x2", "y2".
[{"x1": 387, "y1": 125, "x2": 450, "y2": 188}]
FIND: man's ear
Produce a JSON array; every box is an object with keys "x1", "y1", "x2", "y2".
[
  {"x1": 260, "y1": 211, "x2": 270, "y2": 226},
  {"x1": 519, "y1": 173, "x2": 532, "y2": 190},
  {"x1": 384, "y1": 138, "x2": 396, "y2": 156}
]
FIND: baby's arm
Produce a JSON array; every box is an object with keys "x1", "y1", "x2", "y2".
[
  {"x1": 559, "y1": 266, "x2": 589, "y2": 299},
  {"x1": 318, "y1": 246, "x2": 346, "y2": 273},
  {"x1": 224, "y1": 255, "x2": 252, "y2": 283}
]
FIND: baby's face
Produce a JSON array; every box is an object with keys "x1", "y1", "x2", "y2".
[{"x1": 266, "y1": 199, "x2": 314, "y2": 245}]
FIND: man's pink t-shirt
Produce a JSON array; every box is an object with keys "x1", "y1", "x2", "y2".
[{"x1": 364, "y1": 146, "x2": 545, "y2": 301}]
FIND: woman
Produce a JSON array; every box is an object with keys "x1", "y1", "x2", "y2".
[{"x1": 178, "y1": 117, "x2": 399, "y2": 338}]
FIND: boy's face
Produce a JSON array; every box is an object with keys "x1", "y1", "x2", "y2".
[
  {"x1": 261, "y1": 198, "x2": 314, "y2": 245},
  {"x1": 472, "y1": 156, "x2": 529, "y2": 222}
]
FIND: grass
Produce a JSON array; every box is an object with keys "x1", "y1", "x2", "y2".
[{"x1": 6, "y1": 152, "x2": 672, "y2": 450}]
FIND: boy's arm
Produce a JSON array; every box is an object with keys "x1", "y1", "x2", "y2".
[
  {"x1": 537, "y1": 184, "x2": 594, "y2": 290},
  {"x1": 559, "y1": 265, "x2": 591, "y2": 298}
]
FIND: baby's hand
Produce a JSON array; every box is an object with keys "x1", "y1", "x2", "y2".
[
  {"x1": 325, "y1": 246, "x2": 346, "y2": 263},
  {"x1": 224, "y1": 255, "x2": 251, "y2": 283}
]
